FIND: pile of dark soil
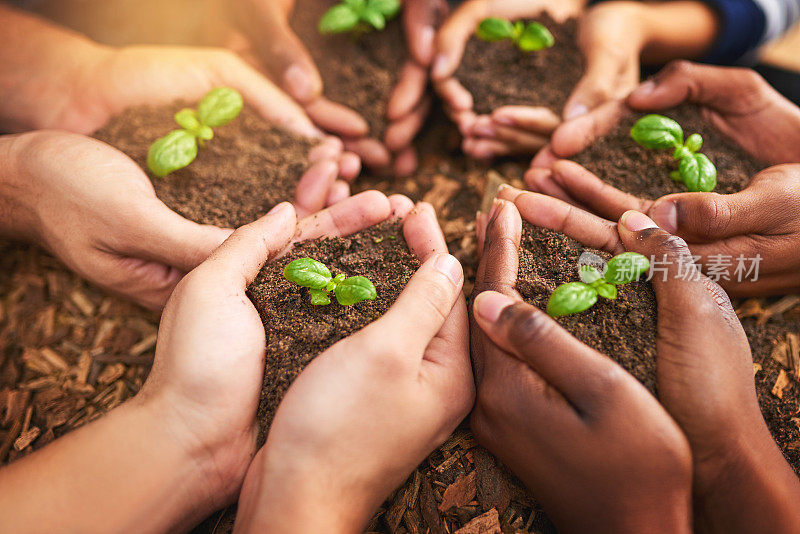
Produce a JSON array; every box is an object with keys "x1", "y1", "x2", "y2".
[
  {"x1": 93, "y1": 105, "x2": 316, "y2": 228},
  {"x1": 454, "y1": 14, "x2": 584, "y2": 116},
  {"x1": 290, "y1": 0, "x2": 407, "y2": 138},
  {"x1": 247, "y1": 220, "x2": 419, "y2": 443},
  {"x1": 572, "y1": 104, "x2": 766, "y2": 199},
  {"x1": 516, "y1": 224, "x2": 658, "y2": 391}
]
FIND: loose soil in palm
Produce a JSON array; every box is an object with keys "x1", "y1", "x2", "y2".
[
  {"x1": 93, "y1": 104, "x2": 316, "y2": 228},
  {"x1": 455, "y1": 13, "x2": 584, "y2": 116},
  {"x1": 571, "y1": 103, "x2": 766, "y2": 199}
]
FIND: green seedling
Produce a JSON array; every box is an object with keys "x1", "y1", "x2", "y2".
[
  {"x1": 476, "y1": 17, "x2": 554, "y2": 52},
  {"x1": 319, "y1": 0, "x2": 401, "y2": 34},
  {"x1": 283, "y1": 257, "x2": 377, "y2": 306},
  {"x1": 630, "y1": 114, "x2": 717, "y2": 192},
  {"x1": 546, "y1": 252, "x2": 650, "y2": 317},
  {"x1": 147, "y1": 87, "x2": 243, "y2": 178}
]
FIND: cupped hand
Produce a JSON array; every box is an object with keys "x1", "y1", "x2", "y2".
[
  {"x1": 431, "y1": 0, "x2": 584, "y2": 159},
  {"x1": 138, "y1": 191, "x2": 402, "y2": 513},
  {"x1": 233, "y1": 202, "x2": 474, "y2": 533},
  {"x1": 493, "y1": 187, "x2": 800, "y2": 534},
  {"x1": 229, "y1": 0, "x2": 444, "y2": 175},
  {"x1": 0, "y1": 131, "x2": 364, "y2": 309},
  {"x1": 470, "y1": 194, "x2": 692, "y2": 534}
]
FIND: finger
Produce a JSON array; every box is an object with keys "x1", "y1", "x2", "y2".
[
  {"x1": 305, "y1": 98, "x2": 370, "y2": 138},
  {"x1": 307, "y1": 136, "x2": 344, "y2": 163},
  {"x1": 473, "y1": 292, "x2": 627, "y2": 411},
  {"x1": 197, "y1": 202, "x2": 297, "y2": 287},
  {"x1": 491, "y1": 106, "x2": 561, "y2": 134},
  {"x1": 387, "y1": 62, "x2": 428, "y2": 121},
  {"x1": 293, "y1": 160, "x2": 338, "y2": 218},
  {"x1": 385, "y1": 95, "x2": 432, "y2": 151},
  {"x1": 530, "y1": 145, "x2": 558, "y2": 169},
  {"x1": 326, "y1": 180, "x2": 350, "y2": 206},
  {"x1": 463, "y1": 138, "x2": 512, "y2": 160},
  {"x1": 470, "y1": 118, "x2": 551, "y2": 154},
  {"x1": 393, "y1": 146, "x2": 419, "y2": 177},
  {"x1": 404, "y1": 0, "x2": 443, "y2": 66},
  {"x1": 627, "y1": 60, "x2": 764, "y2": 112},
  {"x1": 550, "y1": 160, "x2": 652, "y2": 219},
  {"x1": 370, "y1": 253, "x2": 464, "y2": 357},
  {"x1": 217, "y1": 54, "x2": 322, "y2": 139},
  {"x1": 475, "y1": 199, "x2": 522, "y2": 297},
  {"x1": 719, "y1": 271, "x2": 800, "y2": 298},
  {"x1": 100, "y1": 255, "x2": 184, "y2": 311},
  {"x1": 550, "y1": 100, "x2": 626, "y2": 158},
  {"x1": 337, "y1": 151, "x2": 362, "y2": 181},
  {"x1": 617, "y1": 210, "x2": 741, "y2": 328},
  {"x1": 343, "y1": 137, "x2": 392, "y2": 169},
  {"x1": 389, "y1": 194, "x2": 415, "y2": 218},
  {"x1": 563, "y1": 46, "x2": 637, "y2": 121},
  {"x1": 120, "y1": 199, "x2": 233, "y2": 273},
  {"x1": 511, "y1": 191, "x2": 625, "y2": 254},
  {"x1": 403, "y1": 202, "x2": 448, "y2": 261},
  {"x1": 523, "y1": 167, "x2": 578, "y2": 204},
  {"x1": 646, "y1": 175, "x2": 778, "y2": 240},
  {"x1": 431, "y1": 0, "x2": 483, "y2": 80},
  {"x1": 295, "y1": 190, "x2": 392, "y2": 242},
  {"x1": 435, "y1": 78, "x2": 473, "y2": 111}
]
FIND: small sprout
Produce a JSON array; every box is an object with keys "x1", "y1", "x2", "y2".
[
  {"x1": 546, "y1": 252, "x2": 650, "y2": 318},
  {"x1": 147, "y1": 87, "x2": 243, "y2": 177},
  {"x1": 630, "y1": 114, "x2": 717, "y2": 192},
  {"x1": 283, "y1": 258, "x2": 377, "y2": 306},
  {"x1": 319, "y1": 0, "x2": 401, "y2": 35},
  {"x1": 476, "y1": 18, "x2": 554, "y2": 52}
]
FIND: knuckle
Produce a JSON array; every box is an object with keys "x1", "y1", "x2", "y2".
[
  {"x1": 663, "y1": 59, "x2": 693, "y2": 78},
  {"x1": 501, "y1": 304, "x2": 556, "y2": 352},
  {"x1": 695, "y1": 194, "x2": 733, "y2": 236},
  {"x1": 418, "y1": 279, "x2": 455, "y2": 322}
]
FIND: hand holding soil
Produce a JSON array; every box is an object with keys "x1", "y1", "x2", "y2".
[
  {"x1": 470, "y1": 197, "x2": 693, "y2": 534},
  {"x1": 229, "y1": 0, "x2": 444, "y2": 174},
  {"x1": 0, "y1": 130, "x2": 232, "y2": 310},
  {"x1": 234, "y1": 203, "x2": 474, "y2": 533},
  {"x1": 431, "y1": 0, "x2": 584, "y2": 159}
]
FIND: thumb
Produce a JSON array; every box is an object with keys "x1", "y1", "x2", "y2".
[
  {"x1": 647, "y1": 189, "x2": 760, "y2": 242},
  {"x1": 120, "y1": 199, "x2": 234, "y2": 273},
  {"x1": 265, "y1": 25, "x2": 324, "y2": 104},
  {"x1": 361, "y1": 253, "x2": 463, "y2": 358},
  {"x1": 562, "y1": 55, "x2": 624, "y2": 121}
]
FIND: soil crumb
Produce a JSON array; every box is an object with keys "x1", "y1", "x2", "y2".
[
  {"x1": 516, "y1": 223, "x2": 658, "y2": 392},
  {"x1": 455, "y1": 14, "x2": 584, "y2": 116},
  {"x1": 93, "y1": 104, "x2": 316, "y2": 228},
  {"x1": 572, "y1": 103, "x2": 766, "y2": 199},
  {"x1": 291, "y1": 0, "x2": 406, "y2": 138}
]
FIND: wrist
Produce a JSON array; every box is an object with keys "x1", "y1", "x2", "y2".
[
  {"x1": 235, "y1": 445, "x2": 379, "y2": 533},
  {"x1": 638, "y1": 1, "x2": 719, "y2": 63},
  {"x1": 0, "y1": 133, "x2": 40, "y2": 242}
]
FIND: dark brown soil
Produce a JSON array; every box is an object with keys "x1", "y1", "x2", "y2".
[
  {"x1": 93, "y1": 104, "x2": 316, "y2": 228},
  {"x1": 742, "y1": 311, "x2": 800, "y2": 476},
  {"x1": 516, "y1": 223, "x2": 658, "y2": 393},
  {"x1": 454, "y1": 14, "x2": 584, "y2": 116},
  {"x1": 247, "y1": 220, "x2": 419, "y2": 445},
  {"x1": 572, "y1": 103, "x2": 767, "y2": 199},
  {"x1": 290, "y1": 0, "x2": 407, "y2": 138}
]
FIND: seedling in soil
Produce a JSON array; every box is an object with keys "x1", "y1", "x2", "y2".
[
  {"x1": 630, "y1": 114, "x2": 718, "y2": 192},
  {"x1": 476, "y1": 18, "x2": 554, "y2": 52},
  {"x1": 147, "y1": 87, "x2": 243, "y2": 177},
  {"x1": 547, "y1": 252, "x2": 650, "y2": 317},
  {"x1": 319, "y1": 0, "x2": 401, "y2": 35},
  {"x1": 284, "y1": 257, "x2": 377, "y2": 306}
]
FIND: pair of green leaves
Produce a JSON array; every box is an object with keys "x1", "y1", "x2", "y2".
[
  {"x1": 546, "y1": 252, "x2": 650, "y2": 317},
  {"x1": 284, "y1": 258, "x2": 377, "y2": 306},
  {"x1": 630, "y1": 114, "x2": 717, "y2": 193},
  {"x1": 476, "y1": 18, "x2": 554, "y2": 52},
  {"x1": 319, "y1": 0, "x2": 401, "y2": 34},
  {"x1": 147, "y1": 87, "x2": 243, "y2": 178}
]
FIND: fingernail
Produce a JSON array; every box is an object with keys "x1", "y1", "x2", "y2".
[
  {"x1": 284, "y1": 65, "x2": 313, "y2": 102},
  {"x1": 431, "y1": 54, "x2": 449, "y2": 79},
  {"x1": 268, "y1": 201, "x2": 295, "y2": 219},
  {"x1": 473, "y1": 123, "x2": 496, "y2": 138},
  {"x1": 488, "y1": 199, "x2": 503, "y2": 222},
  {"x1": 564, "y1": 104, "x2": 588, "y2": 121},
  {"x1": 434, "y1": 254, "x2": 463, "y2": 285},
  {"x1": 650, "y1": 201, "x2": 678, "y2": 234},
  {"x1": 475, "y1": 291, "x2": 515, "y2": 323},
  {"x1": 493, "y1": 114, "x2": 515, "y2": 126},
  {"x1": 621, "y1": 210, "x2": 659, "y2": 232},
  {"x1": 632, "y1": 80, "x2": 656, "y2": 98}
]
